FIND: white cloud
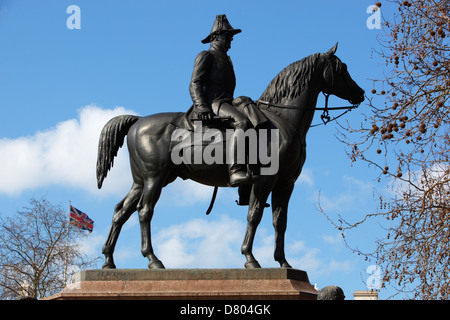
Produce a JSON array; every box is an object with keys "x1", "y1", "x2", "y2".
[
  {"x1": 286, "y1": 241, "x2": 352, "y2": 279},
  {"x1": 317, "y1": 192, "x2": 354, "y2": 212},
  {"x1": 342, "y1": 175, "x2": 373, "y2": 193},
  {"x1": 162, "y1": 178, "x2": 214, "y2": 206},
  {"x1": 253, "y1": 232, "x2": 276, "y2": 266},
  {"x1": 316, "y1": 175, "x2": 374, "y2": 212},
  {"x1": 0, "y1": 105, "x2": 136, "y2": 196},
  {"x1": 114, "y1": 244, "x2": 141, "y2": 264},
  {"x1": 296, "y1": 168, "x2": 314, "y2": 186},
  {"x1": 158, "y1": 176, "x2": 239, "y2": 209},
  {"x1": 150, "y1": 214, "x2": 354, "y2": 276},
  {"x1": 77, "y1": 233, "x2": 105, "y2": 257},
  {"x1": 387, "y1": 162, "x2": 450, "y2": 198},
  {"x1": 322, "y1": 233, "x2": 343, "y2": 247},
  {"x1": 154, "y1": 214, "x2": 245, "y2": 268},
  {"x1": 123, "y1": 215, "x2": 138, "y2": 230},
  {"x1": 250, "y1": 233, "x2": 352, "y2": 278},
  {"x1": 245, "y1": 232, "x2": 353, "y2": 279}
]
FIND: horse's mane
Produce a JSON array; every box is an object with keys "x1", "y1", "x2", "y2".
[{"x1": 259, "y1": 53, "x2": 323, "y2": 103}]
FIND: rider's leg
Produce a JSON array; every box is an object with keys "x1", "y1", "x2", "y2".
[{"x1": 216, "y1": 103, "x2": 252, "y2": 187}]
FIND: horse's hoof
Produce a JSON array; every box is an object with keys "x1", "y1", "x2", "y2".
[
  {"x1": 244, "y1": 260, "x2": 261, "y2": 269},
  {"x1": 277, "y1": 259, "x2": 292, "y2": 268},
  {"x1": 102, "y1": 262, "x2": 116, "y2": 269},
  {"x1": 148, "y1": 260, "x2": 165, "y2": 269}
]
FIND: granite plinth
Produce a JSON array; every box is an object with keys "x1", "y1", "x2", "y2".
[{"x1": 44, "y1": 268, "x2": 318, "y2": 300}]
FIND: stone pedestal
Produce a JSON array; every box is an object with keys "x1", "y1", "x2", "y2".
[{"x1": 44, "y1": 268, "x2": 318, "y2": 300}]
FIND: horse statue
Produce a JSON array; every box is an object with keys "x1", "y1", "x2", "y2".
[{"x1": 97, "y1": 43, "x2": 365, "y2": 269}]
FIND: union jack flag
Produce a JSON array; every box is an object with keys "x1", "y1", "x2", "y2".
[{"x1": 70, "y1": 205, "x2": 94, "y2": 233}]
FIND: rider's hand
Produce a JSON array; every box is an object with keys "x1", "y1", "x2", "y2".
[
  {"x1": 196, "y1": 106, "x2": 214, "y2": 123},
  {"x1": 198, "y1": 111, "x2": 214, "y2": 122}
]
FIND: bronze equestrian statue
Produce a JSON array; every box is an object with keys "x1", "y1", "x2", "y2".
[{"x1": 97, "y1": 15, "x2": 365, "y2": 270}]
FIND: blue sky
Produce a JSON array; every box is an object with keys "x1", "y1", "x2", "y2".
[{"x1": 0, "y1": 0, "x2": 398, "y2": 299}]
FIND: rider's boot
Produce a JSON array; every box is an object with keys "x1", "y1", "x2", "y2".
[
  {"x1": 228, "y1": 122, "x2": 252, "y2": 187},
  {"x1": 229, "y1": 164, "x2": 250, "y2": 187}
]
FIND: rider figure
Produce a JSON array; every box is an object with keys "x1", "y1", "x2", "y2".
[{"x1": 189, "y1": 15, "x2": 252, "y2": 187}]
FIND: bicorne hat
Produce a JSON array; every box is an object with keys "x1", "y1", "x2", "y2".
[{"x1": 201, "y1": 14, "x2": 242, "y2": 44}]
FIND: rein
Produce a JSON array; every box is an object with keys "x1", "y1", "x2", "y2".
[{"x1": 256, "y1": 92, "x2": 359, "y2": 127}]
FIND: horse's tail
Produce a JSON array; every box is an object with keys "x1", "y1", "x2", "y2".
[{"x1": 96, "y1": 115, "x2": 140, "y2": 189}]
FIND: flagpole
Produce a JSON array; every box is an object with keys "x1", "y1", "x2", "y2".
[{"x1": 63, "y1": 201, "x2": 71, "y2": 287}]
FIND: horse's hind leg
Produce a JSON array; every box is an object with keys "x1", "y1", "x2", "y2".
[
  {"x1": 271, "y1": 183, "x2": 294, "y2": 268},
  {"x1": 138, "y1": 173, "x2": 165, "y2": 269},
  {"x1": 102, "y1": 182, "x2": 142, "y2": 269}
]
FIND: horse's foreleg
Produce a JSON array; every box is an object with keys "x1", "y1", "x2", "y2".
[
  {"x1": 102, "y1": 183, "x2": 142, "y2": 269},
  {"x1": 138, "y1": 174, "x2": 165, "y2": 269},
  {"x1": 271, "y1": 183, "x2": 294, "y2": 268},
  {"x1": 241, "y1": 178, "x2": 275, "y2": 268}
]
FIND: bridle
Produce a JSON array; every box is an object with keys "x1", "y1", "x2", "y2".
[{"x1": 257, "y1": 93, "x2": 358, "y2": 127}]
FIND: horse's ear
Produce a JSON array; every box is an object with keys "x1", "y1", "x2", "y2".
[{"x1": 326, "y1": 42, "x2": 338, "y2": 56}]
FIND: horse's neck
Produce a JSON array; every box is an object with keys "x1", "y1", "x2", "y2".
[{"x1": 277, "y1": 87, "x2": 321, "y2": 138}]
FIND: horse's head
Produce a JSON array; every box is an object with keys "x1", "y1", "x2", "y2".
[{"x1": 322, "y1": 43, "x2": 365, "y2": 105}]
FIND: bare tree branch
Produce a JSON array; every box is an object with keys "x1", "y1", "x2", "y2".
[
  {"x1": 0, "y1": 198, "x2": 100, "y2": 300},
  {"x1": 322, "y1": 0, "x2": 450, "y2": 299}
]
